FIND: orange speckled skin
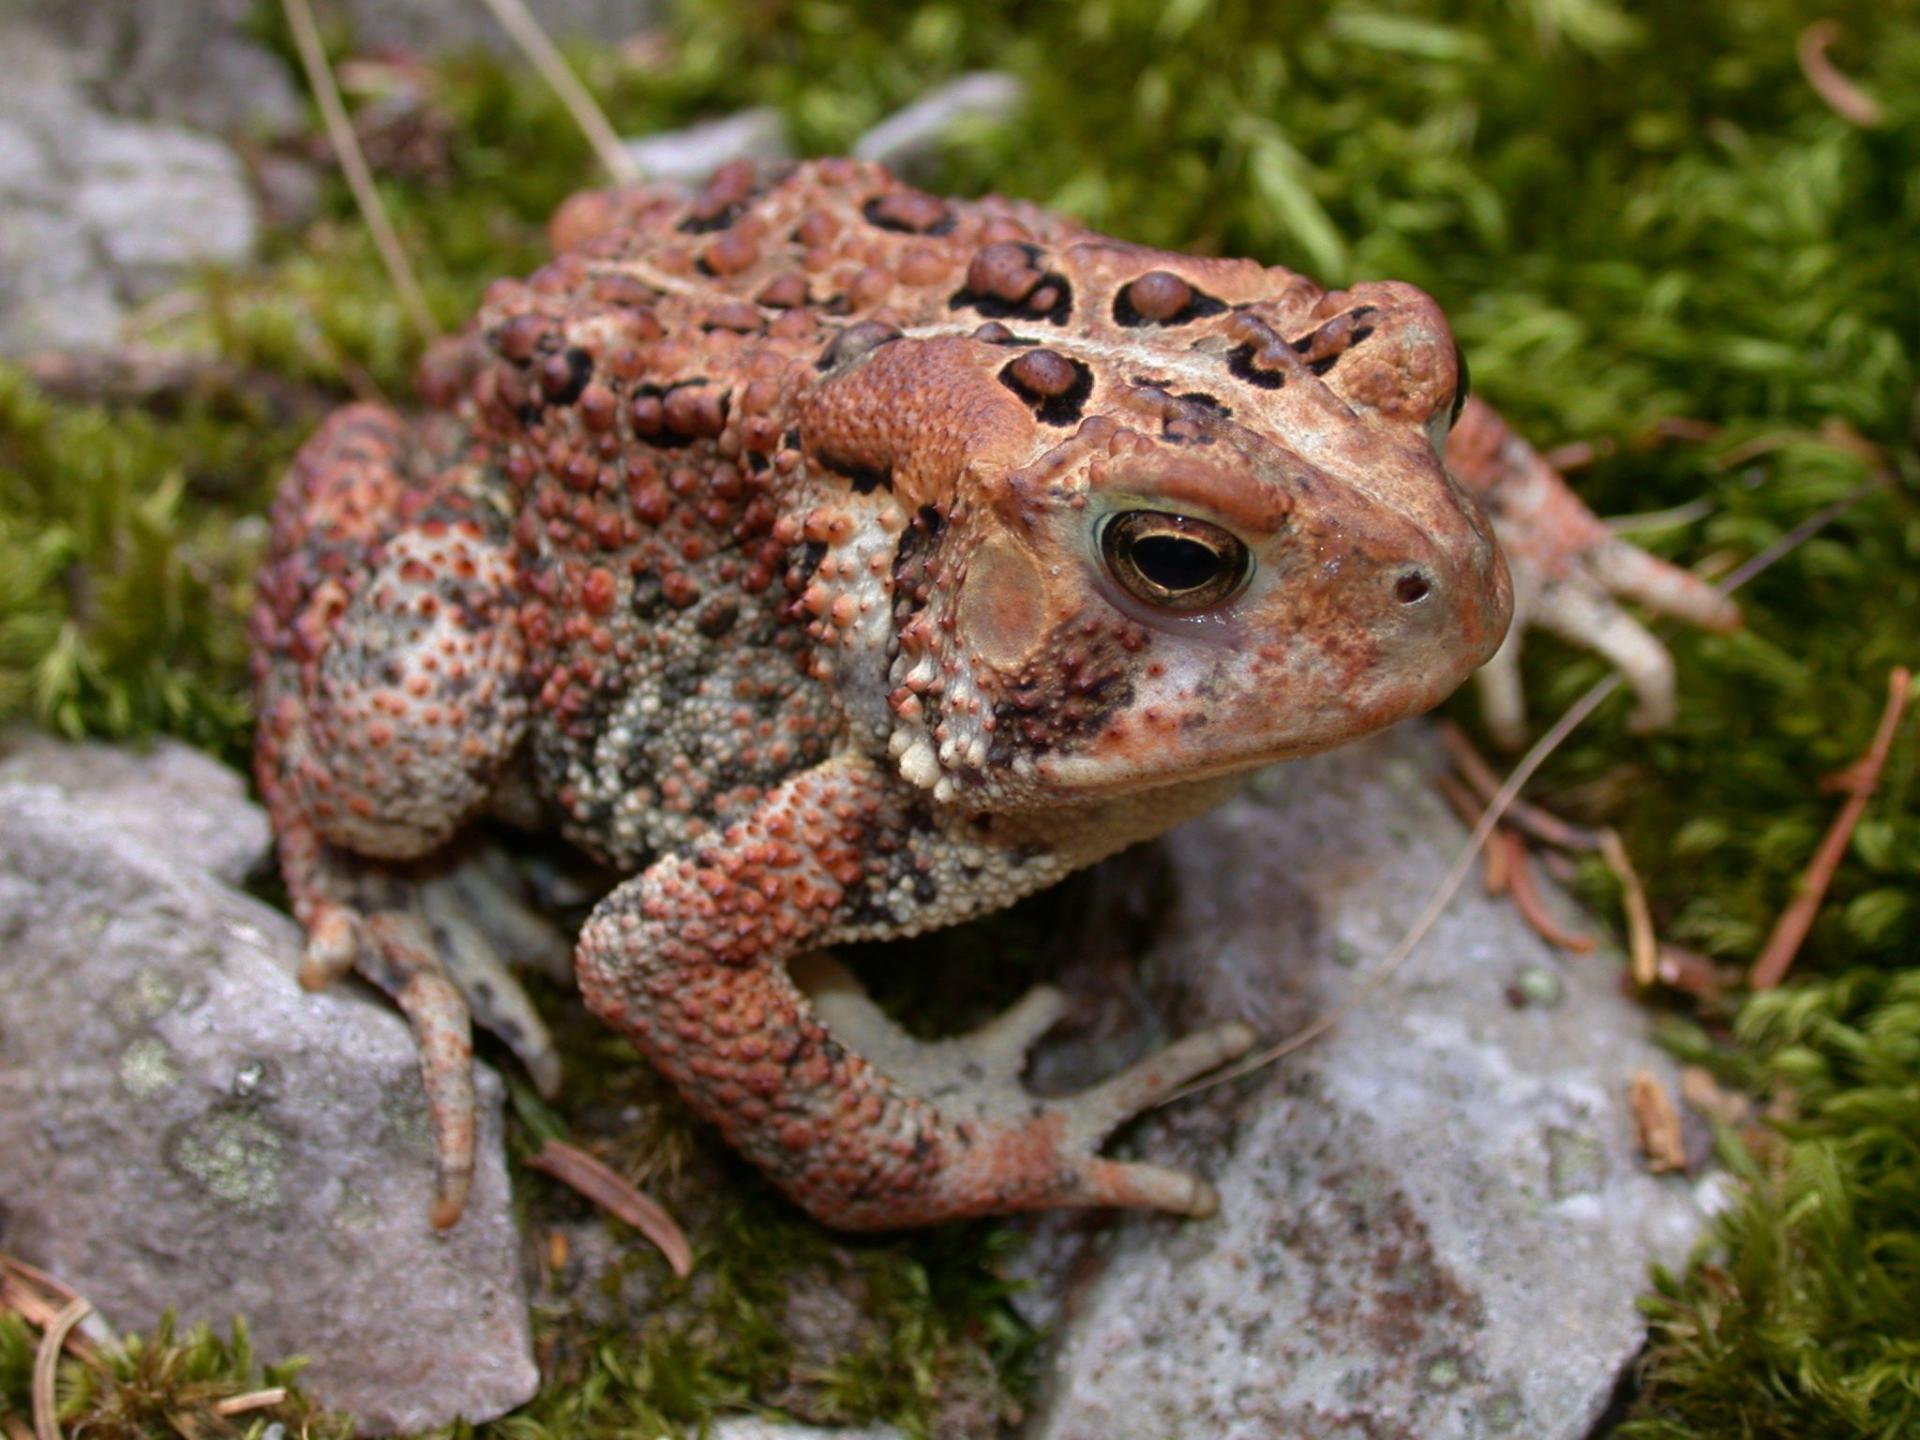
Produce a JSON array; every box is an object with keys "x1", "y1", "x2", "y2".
[{"x1": 252, "y1": 158, "x2": 1517, "y2": 1229}]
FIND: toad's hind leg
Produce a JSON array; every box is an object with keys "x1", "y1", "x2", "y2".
[{"x1": 252, "y1": 404, "x2": 561, "y2": 1226}]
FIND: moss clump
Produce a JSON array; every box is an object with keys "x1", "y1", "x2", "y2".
[
  {"x1": 1624, "y1": 971, "x2": 1920, "y2": 1437},
  {"x1": 0, "y1": 1311, "x2": 353, "y2": 1439},
  {"x1": 0, "y1": 367, "x2": 288, "y2": 761}
]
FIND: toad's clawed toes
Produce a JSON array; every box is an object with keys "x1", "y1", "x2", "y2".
[
  {"x1": 790, "y1": 953, "x2": 1252, "y2": 1222},
  {"x1": 291, "y1": 844, "x2": 566, "y2": 1226},
  {"x1": 1446, "y1": 398, "x2": 1739, "y2": 746}
]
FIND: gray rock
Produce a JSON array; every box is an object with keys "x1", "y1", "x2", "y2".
[
  {"x1": 1020, "y1": 726, "x2": 1708, "y2": 1440},
  {"x1": 622, "y1": 107, "x2": 793, "y2": 186},
  {"x1": 852, "y1": 72, "x2": 1025, "y2": 176},
  {"x1": 0, "y1": 746, "x2": 536, "y2": 1434},
  {"x1": 25, "y1": 0, "x2": 303, "y2": 137},
  {"x1": 0, "y1": 201, "x2": 125, "y2": 355},
  {"x1": 67, "y1": 116, "x2": 259, "y2": 298},
  {"x1": 340, "y1": 0, "x2": 662, "y2": 57},
  {"x1": 25, "y1": 0, "x2": 660, "y2": 134},
  {"x1": 0, "y1": 731, "x2": 270, "y2": 887},
  {"x1": 0, "y1": 18, "x2": 260, "y2": 355}
]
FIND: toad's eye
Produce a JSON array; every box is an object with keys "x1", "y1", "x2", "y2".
[{"x1": 1101, "y1": 510, "x2": 1251, "y2": 611}]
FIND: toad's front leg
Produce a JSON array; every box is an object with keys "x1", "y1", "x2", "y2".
[
  {"x1": 1447, "y1": 397, "x2": 1742, "y2": 747},
  {"x1": 575, "y1": 755, "x2": 1252, "y2": 1229}
]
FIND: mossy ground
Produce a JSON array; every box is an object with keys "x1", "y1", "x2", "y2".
[{"x1": 2, "y1": 0, "x2": 1918, "y2": 1435}]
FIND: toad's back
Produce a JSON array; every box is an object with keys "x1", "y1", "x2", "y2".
[{"x1": 441, "y1": 157, "x2": 1446, "y2": 866}]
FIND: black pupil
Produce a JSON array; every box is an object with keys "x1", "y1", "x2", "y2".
[{"x1": 1131, "y1": 533, "x2": 1221, "y2": 592}]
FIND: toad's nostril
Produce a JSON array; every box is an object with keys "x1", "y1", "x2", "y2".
[{"x1": 1394, "y1": 572, "x2": 1431, "y2": 605}]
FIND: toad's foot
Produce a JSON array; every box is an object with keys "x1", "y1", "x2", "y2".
[
  {"x1": 298, "y1": 839, "x2": 570, "y2": 1226},
  {"x1": 1447, "y1": 397, "x2": 1741, "y2": 747},
  {"x1": 795, "y1": 954, "x2": 1256, "y2": 1219}
]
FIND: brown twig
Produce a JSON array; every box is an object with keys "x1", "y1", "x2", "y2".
[
  {"x1": 1433, "y1": 773, "x2": 1509, "y2": 894},
  {"x1": 524, "y1": 1140, "x2": 694, "y2": 1277},
  {"x1": 1750, "y1": 666, "x2": 1912, "y2": 989},
  {"x1": 0, "y1": 1257, "x2": 98, "y2": 1364},
  {"x1": 1717, "y1": 419, "x2": 1886, "y2": 472},
  {"x1": 21, "y1": 346, "x2": 331, "y2": 421},
  {"x1": 1655, "y1": 943, "x2": 1725, "y2": 1001},
  {"x1": 1647, "y1": 417, "x2": 1722, "y2": 446},
  {"x1": 1606, "y1": 497, "x2": 1718, "y2": 536},
  {"x1": 1599, "y1": 829, "x2": 1660, "y2": 986},
  {"x1": 210, "y1": 1388, "x2": 289, "y2": 1417},
  {"x1": 1630, "y1": 1069, "x2": 1687, "y2": 1173},
  {"x1": 0, "y1": 1255, "x2": 82, "y2": 1307},
  {"x1": 32, "y1": 1299, "x2": 89, "y2": 1440},
  {"x1": 1437, "y1": 721, "x2": 1602, "y2": 852},
  {"x1": 1502, "y1": 831, "x2": 1596, "y2": 952},
  {"x1": 1680, "y1": 1065, "x2": 1751, "y2": 1127},
  {"x1": 1481, "y1": 820, "x2": 1512, "y2": 896},
  {"x1": 1797, "y1": 21, "x2": 1885, "y2": 128}
]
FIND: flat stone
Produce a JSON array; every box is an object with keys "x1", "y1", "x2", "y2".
[
  {"x1": 0, "y1": 748, "x2": 536, "y2": 1434},
  {"x1": 0, "y1": 730, "x2": 269, "y2": 887},
  {"x1": 1020, "y1": 725, "x2": 1709, "y2": 1440}
]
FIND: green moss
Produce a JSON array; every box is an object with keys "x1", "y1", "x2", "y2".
[
  {"x1": 0, "y1": 1311, "x2": 353, "y2": 1439},
  {"x1": 0, "y1": 367, "x2": 285, "y2": 760},
  {"x1": 4, "y1": 0, "x2": 1919, "y2": 1433},
  {"x1": 1624, "y1": 971, "x2": 1920, "y2": 1438}
]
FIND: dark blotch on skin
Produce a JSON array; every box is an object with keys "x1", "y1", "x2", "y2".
[
  {"x1": 949, "y1": 243, "x2": 1075, "y2": 326},
  {"x1": 998, "y1": 349, "x2": 1094, "y2": 426},
  {"x1": 631, "y1": 382, "x2": 729, "y2": 447},
  {"x1": 540, "y1": 347, "x2": 594, "y2": 406},
  {"x1": 1113, "y1": 271, "x2": 1229, "y2": 328},
  {"x1": 1450, "y1": 343, "x2": 1473, "y2": 428},
  {"x1": 1178, "y1": 391, "x2": 1232, "y2": 416},
  {"x1": 1227, "y1": 343, "x2": 1286, "y2": 391},
  {"x1": 697, "y1": 597, "x2": 742, "y2": 636},
  {"x1": 1307, "y1": 327, "x2": 1373, "y2": 377},
  {"x1": 678, "y1": 204, "x2": 745, "y2": 235}
]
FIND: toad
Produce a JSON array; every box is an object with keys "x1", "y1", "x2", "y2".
[{"x1": 251, "y1": 159, "x2": 1736, "y2": 1229}]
